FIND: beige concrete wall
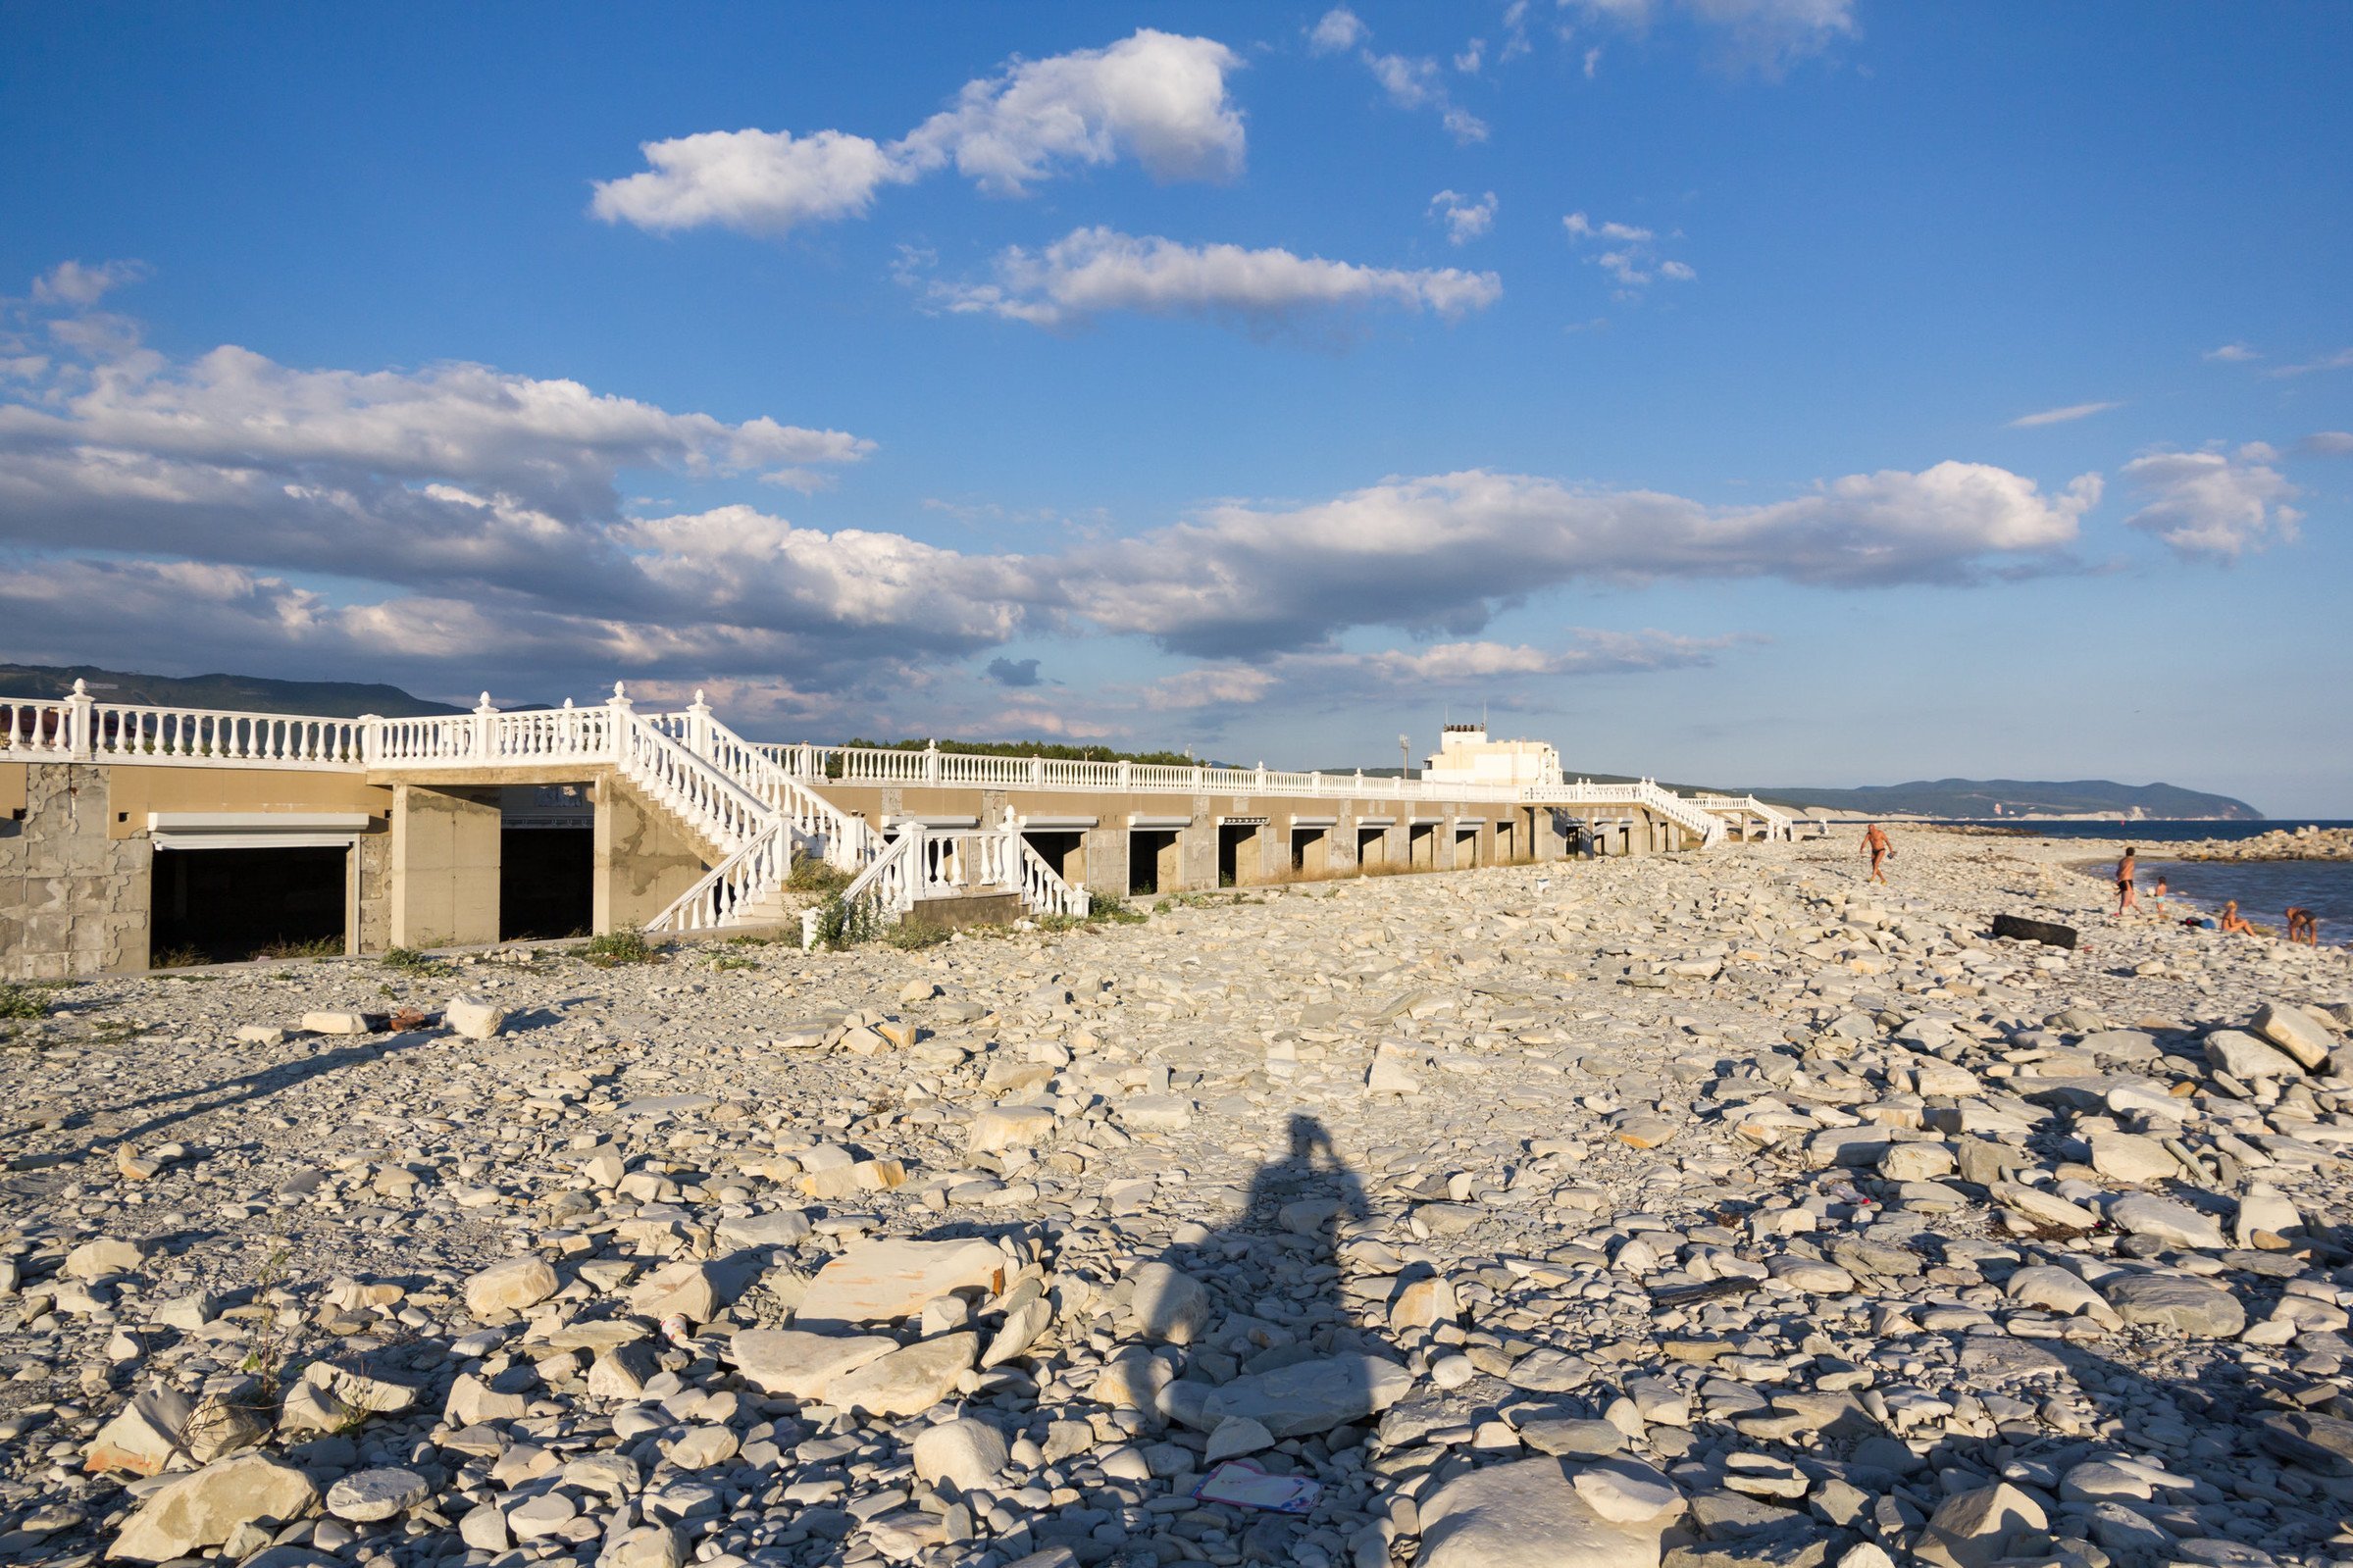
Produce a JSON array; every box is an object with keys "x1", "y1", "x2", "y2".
[
  {"x1": 105, "y1": 767, "x2": 392, "y2": 838},
  {"x1": 389, "y1": 783, "x2": 501, "y2": 948},
  {"x1": 0, "y1": 763, "x2": 26, "y2": 823},
  {"x1": 1, "y1": 763, "x2": 149, "y2": 980},
  {"x1": 593, "y1": 771, "x2": 711, "y2": 933}
]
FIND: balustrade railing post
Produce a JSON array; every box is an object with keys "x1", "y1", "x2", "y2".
[
  {"x1": 687, "y1": 687, "x2": 713, "y2": 760},
  {"x1": 472, "y1": 691, "x2": 497, "y2": 763},
  {"x1": 1118, "y1": 760, "x2": 1132, "y2": 789},
  {"x1": 65, "y1": 679, "x2": 94, "y2": 760},
  {"x1": 924, "y1": 739, "x2": 941, "y2": 785},
  {"x1": 358, "y1": 714, "x2": 382, "y2": 768}
]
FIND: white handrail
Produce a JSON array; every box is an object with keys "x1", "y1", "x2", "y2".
[
  {"x1": 660, "y1": 709, "x2": 873, "y2": 871},
  {"x1": 837, "y1": 828, "x2": 919, "y2": 928},
  {"x1": 645, "y1": 818, "x2": 792, "y2": 935},
  {"x1": 1019, "y1": 837, "x2": 1092, "y2": 919},
  {"x1": 614, "y1": 712, "x2": 771, "y2": 858}
]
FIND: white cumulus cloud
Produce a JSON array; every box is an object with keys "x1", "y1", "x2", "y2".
[
  {"x1": 1064, "y1": 462, "x2": 2102, "y2": 656},
  {"x1": 591, "y1": 29, "x2": 1245, "y2": 238},
  {"x1": 2122, "y1": 444, "x2": 2301, "y2": 560},
  {"x1": 926, "y1": 227, "x2": 1503, "y2": 332},
  {"x1": 29, "y1": 260, "x2": 150, "y2": 307},
  {"x1": 1430, "y1": 190, "x2": 1498, "y2": 245}
]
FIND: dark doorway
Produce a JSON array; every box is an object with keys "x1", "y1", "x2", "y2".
[
  {"x1": 1129, "y1": 829, "x2": 1179, "y2": 895},
  {"x1": 1291, "y1": 826, "x2": 1328, "y2": 876},
  {"x1": 501, "y1": 828, "x2": 592, "y2": 939},
  {"x1": 152, "y1": 845, "x2": 346, "y2": 964},
  {"x1": 1216, "y1": 823, "x2": 1261, "y2": 886},
  {"x1": 1356, "y1": 825, "x2": 1388, "y2": 869},
  {"x1": 1022, "y1": 831, "x2": 1085, "y2": 885}
]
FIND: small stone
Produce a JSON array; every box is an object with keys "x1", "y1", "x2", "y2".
[
  {"x1": 2088, "y1": 1131, "x2": 2178, "y2": 1185},
  {"x1": 65, "y1": 1237, "x2": 143, "y2": 1282},
  {"x1": 1130, "y1": 1262, "x2": 1212, "y2": 1344},
  {"x1": 463, "y1": 1255, "x2": 558, "y2": 1317},
  {"x1": 1571, "y1": 1456, "x2": 1684, "y2": 1524},
  {"x1": 2106, "y1": 1192, "x2": 2225, "y2": 1249},
  {"x1": 324, "y1": 1467, "x2": 430, "y2": 1524},
  {"x1": 1205, "y1": 1416, "x2": 1275, "y2": 1463},
  {"x1": 822, "y1": 1331, "x2": 980, "y2": 1416},
  {"x1": 912, "y1": 1418, "x2": 1010, "y2": 1491},
  {"x1": 730, "y1": 1329, "x2": 896, "y2": 1398},
  {"x1": 2101, "y1": 1273, "x2": 2245, "y2": 1338},
  {"x1": 300, "y1": 1010, "x2": 371, "y2": 1036},
  {"x1": 1917, "y1": 1483, "x2": 2047, "y2": 1568},
  {"x1": 110, "y1": 1454, "x2": 321, "y2": 1562},
  {"x1": 444, "y1": 994, "x2": 508, "y2": 1039},
  {"x1": 2203, "y1": 1029, "x2": 2303, "y2": 1082},
  {"x1": 1197, "y1": 1353, "x2": 1412, "y2": 1439},
  {"x1": 1419, "y1": 1457, "x2": 1668, "y2": 1568},
  {"x1": 796, "y1": 1239, "x2": 1006, "y2": 1325},
  {"x1": 2251, "y1": 1000, "x2": 2334, "y2": 1070}
]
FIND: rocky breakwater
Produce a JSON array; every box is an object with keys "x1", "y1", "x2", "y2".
[
  {"x1": 2177, "y1": 827, "x2": 2353, "y2": 863},
  {"x1": 2, "y1": 829, "x2": 2353, "y2": 1568}
]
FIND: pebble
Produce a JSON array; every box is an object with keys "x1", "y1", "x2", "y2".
[{"x1": 0, "y1": 830, "x2": 2341, "y2": 1568}]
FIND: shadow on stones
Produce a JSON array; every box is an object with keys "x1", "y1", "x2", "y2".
[
  {"x1": 0, "y1": 1033, "x2": 429, "y2": 1167},
  {"x1": 1132, "y1": 1110, "x2": 1381, "y2": 1564}
]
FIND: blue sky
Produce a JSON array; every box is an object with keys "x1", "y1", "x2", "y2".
[{"x1": 2, "y1": 2, "x2": 2347, "y2": 811}]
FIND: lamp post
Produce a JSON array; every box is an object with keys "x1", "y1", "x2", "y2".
[{"x1": 1398, "y1": 733, "x2": 1410, "y2": 780}]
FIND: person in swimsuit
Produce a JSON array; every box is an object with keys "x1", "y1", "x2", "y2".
[
  {"x1": 2286, "y1": 907, "x2": 2320, "y2": 945},
  {"x1": 2115, "y1": 847, "x2": 2138, "y2": 917},
  {"x1": 1862, "y1": 823, "x2": 1891, "y2": 885},
  {"x1": 2220, "y1": 900, "x2": 2255, "y2": 935},
  {"x1": 2152, "y1": 874, "x2": 2169, "y2": 911}
]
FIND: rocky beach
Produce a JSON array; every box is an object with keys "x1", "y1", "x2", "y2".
[{"x1": 6, "y1": 827, "x2": 2353, "y2": 1568}]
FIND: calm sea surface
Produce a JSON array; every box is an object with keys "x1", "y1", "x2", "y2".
[{"x1": 1975, "y1": 820, "x2": 2353, "y2": 933}]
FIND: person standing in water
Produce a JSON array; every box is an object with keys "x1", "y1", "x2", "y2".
[
  {"x1": 2115, "y1": 847, "x2": 2138, "y2": 917},
  {"x1": 1862, "y1": 823, "x2": 1891, "y2": 885}
]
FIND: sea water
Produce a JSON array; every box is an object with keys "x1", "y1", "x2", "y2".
[{"x1": 2003, "y1": 820, "x2": 2353, "y2": 933}]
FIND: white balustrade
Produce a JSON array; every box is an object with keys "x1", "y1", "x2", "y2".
[{"x1": 1, "y1": 696, "x2": 76, "y2": 756}]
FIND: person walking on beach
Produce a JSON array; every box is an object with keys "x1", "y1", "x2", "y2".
[
  {"x1": 2286, "y1": 907, "x2": 2319, "y2": 945},
  {"x1": 1862, "y1": 824, "x2": 1891, "y2": 885},
  {"x1": 2115, "y1": 848, "x2": 2138, "y2": 917}
]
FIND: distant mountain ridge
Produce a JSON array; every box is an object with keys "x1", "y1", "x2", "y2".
[
  {"x1": 1749, "y1": 777, "x2": 2261, "y2": 821},
  {"x1": 0, "y1": 663, "x2": 466, "y2": 719}
]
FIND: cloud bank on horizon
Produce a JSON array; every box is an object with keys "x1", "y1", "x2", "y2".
[{"x1": 1, "y1": 3, "x2": 2348, "y2": 805}]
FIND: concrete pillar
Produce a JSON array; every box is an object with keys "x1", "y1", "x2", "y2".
[
  {"x1": 0, "y1": 762, "x2": 149, "y2": 979},
  {"x1": 592, "y1": 772, "x2": 708, "y2": 934},
  {"x1": 1083, "y1": 827, "x2": 1125, "y2": 893},
  {"x1": 389, "y1": 782, "x2": 501, "y2": 948}
]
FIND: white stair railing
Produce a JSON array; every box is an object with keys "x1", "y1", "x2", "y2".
[
  {"x1": 835, "y1": 828, "x2": 920, "y2": 930},
  {"x1": 653, "y1": 698, "x2": 873, "y2": 871},
  {"x1": 1019, "y1": 837, "x2": 1092, "y2": 919},
  {"x1": 644, "y1": 819, "x2": 793, "y2": 935},
  {"x1": 612, "y1": 705, "x2": 771, "y2": 859}
]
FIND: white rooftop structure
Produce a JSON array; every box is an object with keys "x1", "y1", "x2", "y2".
[{"x1": 1422, "y1": 724, "x2": 1561, "y2": 789}]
